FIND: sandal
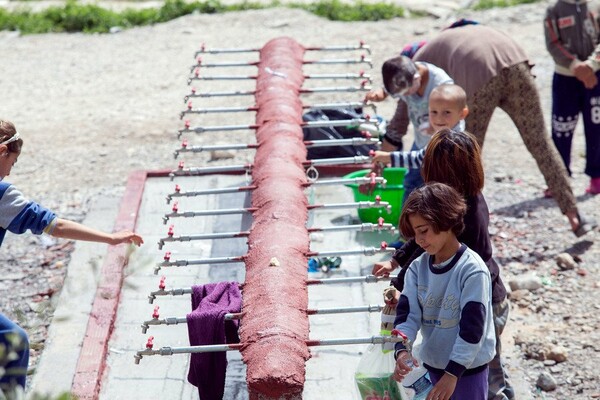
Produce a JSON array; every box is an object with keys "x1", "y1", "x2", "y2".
[
  {"x1": 585, "y1": 177, "x2": 600, "y2": 195},
  {"x1": 573, "y1": 212, "x2": 597, "y2": 238}
]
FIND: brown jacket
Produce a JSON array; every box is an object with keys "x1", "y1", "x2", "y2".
[{"x1": 385, "y1": 25, "x2": 528, "y2": 145}]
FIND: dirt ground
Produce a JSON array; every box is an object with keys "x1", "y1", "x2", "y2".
[{"x1": 0, "y1": 1, "x2": 599, "y2": 399}]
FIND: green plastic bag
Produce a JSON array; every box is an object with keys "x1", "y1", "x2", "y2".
[{"x1": 354, "y1": 343, "x2": 408, "y2": 400}]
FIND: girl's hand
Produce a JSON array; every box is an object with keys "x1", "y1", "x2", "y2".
[
  {"x1": 426, "y1": 372, "x2": 457, "y2": 400},
  {"x1": 372, "y1": 261, "x2": 394, "y2": 277},
  {"x1": 111, "y1": 231, "x2": 144, "y2": 246},
  {"x1": 364, "y1": 88, "x2": 387, "y2": 103},
  {"x1": 392, "y1": 351, "x2": 415, "y2": 382}
]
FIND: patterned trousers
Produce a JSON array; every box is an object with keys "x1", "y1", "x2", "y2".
[{"x1": 466, "y1": 62, "x2": 577, "y2": 216}]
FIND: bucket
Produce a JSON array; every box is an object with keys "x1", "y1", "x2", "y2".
[{"x1": 344, "y1": 168, "x2": 407, "y2": 225}]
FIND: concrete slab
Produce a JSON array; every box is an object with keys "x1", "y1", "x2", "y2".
[{"x1": 103, "y1": 171, "x2": 401, "y2": 400}]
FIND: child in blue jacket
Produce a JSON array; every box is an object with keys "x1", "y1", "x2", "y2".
[{"x1": 0, "y1": 119, "x2": 143, "y2": 397}]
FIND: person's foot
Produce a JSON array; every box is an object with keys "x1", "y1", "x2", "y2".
[
  {"x1": 585, "y1": 177, "x2": 600, "y2": 194},
  {"x1": 573, "y1": 212, "x2": 598, "y2": 238}
]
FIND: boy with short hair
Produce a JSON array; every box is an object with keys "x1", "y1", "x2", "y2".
[
  {"x1": 364, "y1": 56, "x2": 454, "y2": 202},
  {"x1": 370, "y1": 84, "x2": 468, "y2": 169}
]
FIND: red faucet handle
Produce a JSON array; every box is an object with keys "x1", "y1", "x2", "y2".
[
  {"x1": 191, "y1": 87, "x2": 197, "y2": 94},
  {"x1": 369, "y1": 172, "x2": 377, "y2": 185},
  {"x1": 187, "y1": 101, "x2": 192, "y2": 110},
  {"x1": 146, "y1": 336, "x2": 155, "y2": 349},
  {"x1": 172, "y1": 202, "x2": 179, "y2": 213},
  {"x1": 380, "y1": 241, "x2": 388, "y2": 250},
  {"x1": 197, "y1": 55, "x2": 202, "y2": 64},
  {"x1": 182, "y1": 139, "x2": 188, "y2": 148},
  {"x1": 152, "y1": 306, "x2": 160, "y2": 319},
  {"x1": 364, "y1": 113, "x2": 371, "y2": 121},
  {"x1": 359, "y1": 40, "x2": 365, "y2": 47},
  {"x1": 391, "y1": 329, "x2": 408, "y2": 341},
  {"x1": 177, "y1": 161, "x2": 184, "y2": 170},
  {"x1": 359, "y1": 69, "x2": 365, "y2": 76},
  {"x1": 199, "y1": 43, "x2": 205, "y2": 52},
  {"x1": 362, "y1": 131, "x2": 372, "y2": 139},
  {"x1": 377, "y1": 217, "x2": 384, "y2": 227},
  {"x1": 163, "y1": 251, "x2": 172, "y2": 261},
  {"x1": 159, "y1": 276, "x2": 166, "y2": 290},
  {"x1": 194, "y1": 67, "x2": 200, "y2": 77},
  {"x1": 375, "y1": 195, "x2": 381, "y2": 203},
  {"x1": 369, "y1": 149, "x2": 376, "y2": 157},
  {"x1": 361, "y1": 79, "x2": 369, "y2": 88},
  {"x1": 174, "y1": 184, "x2": 181, "y2": 193},
  {"x1": 184, "y1": 120, "x2": 190, "y2": 129},
  {"x1": 167, "y1": 225, "x2": 174, "y2": 237}
]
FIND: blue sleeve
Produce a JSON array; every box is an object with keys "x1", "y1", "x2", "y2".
[
  {"x1": 446, "y1": 269, "x2": 490, "y2": 377},
  {"x1": 390, "y1": 147, "x2": 426, "y2": 169},
  {"x1": 393, "y1": 261, "x2": 422, "y2": 353},
  {"x1": 0, "y1": 184, "x2": 56, "y2": 236},
  {"x1": 8, "y1": 202, "x2": 56, "y2": 235}
]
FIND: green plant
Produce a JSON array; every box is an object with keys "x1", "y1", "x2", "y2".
[
  {"x1": 292, "y1": 0, "x2": 405, "y2": 21},
  {"x1": 473, "y1": 0, "x2": 541, "y2": 10},
  {"x1": 0, "y1": 0, "x2": 407, "y2": 34}
]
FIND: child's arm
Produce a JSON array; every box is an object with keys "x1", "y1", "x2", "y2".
[
  {"x1": 446, "y1": 265, "x2": 492, "y2": 379},
  {"x1": 363, "y1": 87, "x2": 387, "y2": 102},
  {"x1": 370, "y1": 150, "x2": 391, "y2": 165},
  {"x1": 383, "y1": 101, "x2": 409, "y2": 151},
  {"x1": 544, "y1": 6, "x2": 577, "y2": 70},
  {"x1": 47, "y1": 218, "x2": 143, "y2": 246},
  {"x1": 371, "y1": 258, "x2": 398, "y2": 277},
  {"x1": 389, "y1": 147, "x2": 426, "y2": 169},
  {"x1": 392, "y1": 261, "x2": 422, "y2": 347}
]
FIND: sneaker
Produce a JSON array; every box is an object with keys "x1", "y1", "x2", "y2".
[{"x1": 585, "y1": 177, "x2": 600, "y2": 194}]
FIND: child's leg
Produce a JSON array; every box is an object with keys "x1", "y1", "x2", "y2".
[
  {"x1": 551, "y1": 73, "x2": 584, "y2": 176},
  {"x1": 580, "y1": 71, "x2": 600, "y2": 180},
  {"x1": 429, "y1": 367, "x2": 488, "y2": 400},
  {"x1": 0, "y1": 313, "x2": 29, "y2": 393},
  {"x1": 488, "y1": 298, "x2": 514, "y2": 400}
]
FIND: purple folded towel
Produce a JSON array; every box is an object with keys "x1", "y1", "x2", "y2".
[{"x1": 186, "y1": 282, "x2": 242, "y2": 400}]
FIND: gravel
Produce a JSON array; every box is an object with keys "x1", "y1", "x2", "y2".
[{"x1": 0, "y1": 1, "x2": 599, "y2": 399}]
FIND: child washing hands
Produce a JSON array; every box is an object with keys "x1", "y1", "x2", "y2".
[{"x1": 371, "y1": 84, "x2": 468, "y2": 172}]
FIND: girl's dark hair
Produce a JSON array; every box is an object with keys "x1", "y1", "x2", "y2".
[
  {"x1": 399, "y1": 182, "x2": 466, "y2": 239},
  {"x1": 381, "y1": 55, "x2": 417, "y2": 95},
  {"x1": 421, "y1": 128, "x2": 484, "y2": 197},
  {"x1": 0, "y1": 120, "x2": 23, "y2": 154}
]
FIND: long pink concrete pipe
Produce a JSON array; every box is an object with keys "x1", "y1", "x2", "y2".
[{"x1": 239, "y1": 37, "x2": 311, "y2": 399}]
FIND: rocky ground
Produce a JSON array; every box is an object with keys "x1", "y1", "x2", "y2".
[{"x1": 0, "y1": 1, "x2": 599, "y2": 399}]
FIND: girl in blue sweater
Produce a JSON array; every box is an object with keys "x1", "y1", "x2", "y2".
[
  {"x1": 393, "y1": 182, "x2": 495, "y2": 400},
  {"x1": 0, "y1": 120, "x2": 143, "y2": 397}
]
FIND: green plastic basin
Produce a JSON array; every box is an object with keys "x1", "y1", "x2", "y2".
[{"x1": 344, "y1": 168, "x2": 407, "y2": 225}]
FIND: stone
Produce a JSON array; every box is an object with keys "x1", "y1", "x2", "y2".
[
  {"x1": 537, "y1": 372, "x2": 558, "y2": 392},
  {"x1": 556, "y1": 253, "x2": 577, "y2": 270},
  {"x1": 508, "y1": 275, "x2": 543, "y2": 291}
]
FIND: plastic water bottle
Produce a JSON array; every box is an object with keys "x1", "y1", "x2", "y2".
[{"x1": 401, "y1": 357, "x2": 433, "y2": 400}]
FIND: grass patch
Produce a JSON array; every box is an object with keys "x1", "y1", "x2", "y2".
[
  {"x1": 0, "y1": 0, "x2": 407, "y2": 34},
  {"x1": 472, "y1": 0, "x2": 541, "y2": 10},
  {"x1": 291, "y1": 0, "x2": 404, "y2": 21}
]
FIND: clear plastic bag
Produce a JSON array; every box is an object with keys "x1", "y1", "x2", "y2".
[{"x1": 354, "y1": 343, "x2": 408, "y2": 400}]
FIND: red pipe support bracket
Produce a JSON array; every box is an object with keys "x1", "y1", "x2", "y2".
[{"x1": 239, "y1": 37, "x2": 310, "y2": 400}]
